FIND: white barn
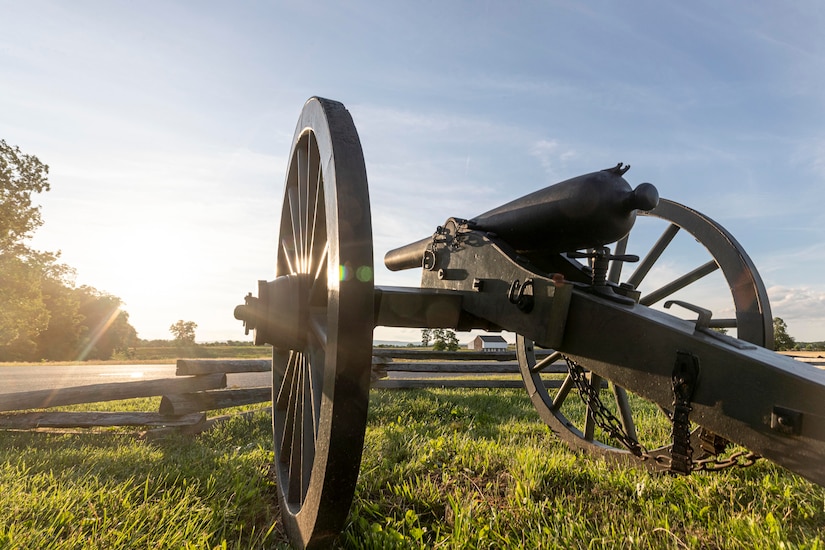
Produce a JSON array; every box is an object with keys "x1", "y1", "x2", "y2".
[{"x1": 468, "y1": 335, "x2": 508, "y2": 352}]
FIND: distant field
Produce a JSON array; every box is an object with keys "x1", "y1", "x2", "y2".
[{"x1": 128, "y1": 345, "x2": 273, "y2": 361}]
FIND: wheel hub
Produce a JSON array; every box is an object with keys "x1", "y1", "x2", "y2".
[{"x1": 234, "y1": 273, "x2": 311, "y2": 349}]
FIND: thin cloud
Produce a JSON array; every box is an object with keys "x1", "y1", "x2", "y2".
[
  {"x1": 530, "y1": 139, "x2": 576, "y2": 180},
  {"x1": 768, "y1": 285, "x2": 825, "y2": 341}
]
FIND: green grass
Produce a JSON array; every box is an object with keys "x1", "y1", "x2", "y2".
[
  {"x1": 349, "y1": 389, "x2": 825, "y2": 549},
  {"x1": 1, "y1": 389, "x2": 824, "y2": 549},
  {"x1": 0, "y1": 408, "x2": 288, "y2": 549}
]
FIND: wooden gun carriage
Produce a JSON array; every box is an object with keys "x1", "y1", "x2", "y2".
[{"x1": 234, "y1": 97, "x2": 825, "y2": 548}]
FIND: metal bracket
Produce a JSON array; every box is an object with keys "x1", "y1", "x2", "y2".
[
  {"x1": 663, "y1": 300, "x2": 758, "y2": 350},
  {"x1": 664, "y1": 300, "x2": 712, "y2": 331},
  {"x1": 507, "y1": 278, "x2": 534, "y2": 313},
  {"x1": 771, "y1": 406, "x2": 803, "y2": 436}
]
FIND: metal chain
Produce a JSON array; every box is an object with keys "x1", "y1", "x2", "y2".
[
  {"x1": 565, "y1": 357, "x2": 647, "y2": 457},
  {"x1": 692, "y1": 450, "x2": 761, "y2": 471},
  {"x1": 669, "y1": 353, "x2": 698, "y2": 475},
  {"x1": 564, "y1": 356, "x2": 760, "y2": 473}
]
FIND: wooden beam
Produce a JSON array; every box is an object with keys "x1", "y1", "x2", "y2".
[
  {"x1": 176, "y1": 359, "x2": 271, "y2": 375},
  {"x1": 373, "y1": 379, "x2": 563, "y2": 390},
  {"x1": 159, "y1": 387, "x2": 271, "y2": 415},
  {"x1": 0, "y1": 374, "x2": 226, "y2": 412},
  {"x1": 372, "y1": 349, "x2": 557, "y2": 361},
  {"x1": 175, "y1": 349, "x2": 560, "y2": 374},
  {"x1": 385, "y1": 362, "x2": 566, "y2": 373}
]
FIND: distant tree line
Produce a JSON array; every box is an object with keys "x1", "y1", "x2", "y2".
[
  {"x1": 0, "y1": 140, "x2": 137, "y2": 361},
  {"x1": 136, "y1": 338, "x2": 258, "y2": 348}
]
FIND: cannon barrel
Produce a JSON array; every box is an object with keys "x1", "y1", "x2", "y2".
[
  {"x1": 383, "y1": 237, "x2": 431, "y2": 271},
  {"x1": 470, "y1": 164, "x2": 658, "y2": 253},
  {"x1": 385, "y1": 164, "x2": 659, "y2": 271}
]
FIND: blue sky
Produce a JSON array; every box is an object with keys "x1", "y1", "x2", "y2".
[{"x1": 2, "y1": 1, "x2": 824, "y2": 342}]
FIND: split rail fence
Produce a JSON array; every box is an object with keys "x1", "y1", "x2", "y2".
[{"x1": 0, "y1": 349, "x2": 563, "y2": 433}]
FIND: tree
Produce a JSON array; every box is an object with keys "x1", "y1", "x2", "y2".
[
  {"x1": 0, "y1": 253, "x2": 49, "y2": 361},
  {"x1": 773, "y1": 317, "x2": 796, "y2": 351},
  {"x1": 34, "y1": 263, "x2": 82, "y2": 360},
  {"x1": 0, "y1": 139, "x2": 50, "y2": 252},
  {"x1": 0, "y1": 141, "x2": 51, "y2": 359},
  {"x1": 75, "y1": 287, "x2": 137, "y2": 360},
  {"x1": 432, "y1": 329, "x2": 460, "y2": 351},
  {"x1": 0, "y1": 140, "x2": 138, "y2": 361},
  {"x1": 421, "y1": 329, "x2": 432, "y2": 347},
  {"x1": 170, "y1": 320, "x2": 198, "y2": 345}
]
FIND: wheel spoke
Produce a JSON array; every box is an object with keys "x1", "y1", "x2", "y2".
[
  {"x1": 280, "y1": 237, "x2": 298, "y2": 275},
  {"x1": 310, "y1": 245, "x2": 329, "y2": 305},
  {"x1": 307, "y1": 146, "x2": 323, "y2": 275},
  {"x1": 301, "y1": 137, "x2": 312, "y2": 270},
  {"x1": 584, "y1": 373, "x2": 602, "y2": 442},
  {"x1": 612, "y1": 384, "x2": 638, "y2": 443},
  {"x1": 530, "y1": 350, "x2": 562, "y2": 373},
  {"x1": 551, "y1": 373, "x2": 575, "y2": 411},
  {"x1": 301, "y1": 359, "x2": 315, "y2": 502},
  {"x1": 608, "y1": 235, "x2": 629, "y2": 283},
  {"x1": 288, "y1": 185, "x2": 305, "y2": 273},
  {"x1": 640, "y1": 260, "x2": 719, "y2": 306},
  {"x1": 280, "y1": 353, "x2": 301, "y2": 464},
  {"x1": 584, "y1": 407, "x2": 596, "y2": 442},
  {"x1": 276, "y1": 352, "x2": 298, "y2": 411},
  {"x1": 709, "y1": 318, "x2": 737, "y2": 329},
  {"x1": 626, "y1": 223, "x2": 680, "y2": 288},
  {"x1": 287, "y1": 357, "x2": 305, "y2": 503}
]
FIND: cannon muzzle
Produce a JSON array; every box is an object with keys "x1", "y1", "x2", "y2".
[
  {"x1": 384, "y1": 164, "x2": 658, "y2": 271},
  {"x1": 383, "y1": 237, "x2": 431, "y2": 272}
]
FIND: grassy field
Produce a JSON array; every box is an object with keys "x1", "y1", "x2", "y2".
[
  {"x1": 1, "y1": 390, "x2": 824, "y2": 548},
  {"x1": 0, "y1": 345, "x2": 273, "y2": 367},
  {"x1": 125, "y1": 344, "x2": 273, "y2": 362}
]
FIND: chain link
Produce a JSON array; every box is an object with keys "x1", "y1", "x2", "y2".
[
  {"x1": 692, "y1": 450, "x2": 761, "y2": 471},
  {"x1": 669, "y1": 352, "x2": 698, "y2": 475},
  {"x1": 563, "y1": 356, "x2": 760, "y2": 474},
  {"x1": 565, "y1": 357, "x2": 646, "y2": 457}
]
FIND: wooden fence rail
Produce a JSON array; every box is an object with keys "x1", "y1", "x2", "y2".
[
  {"x1": 0, "y1": 349, "x2": 564, "y2": 432},
  {"x1": 0, "y1": 374, "x2": 227, "y2": 413}
]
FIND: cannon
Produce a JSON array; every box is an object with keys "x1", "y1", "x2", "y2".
[{"x1": 234, "y1": 97, "x2": 825, "y2": 548}]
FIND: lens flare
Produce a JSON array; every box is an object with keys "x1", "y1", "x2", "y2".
[{"x1": 356, "y1": 266, "x2": 373, "y2": 282}]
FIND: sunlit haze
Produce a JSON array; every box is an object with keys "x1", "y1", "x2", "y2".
[{"x1": 3, "y1": 2, "x2": 824, "y2": 343}]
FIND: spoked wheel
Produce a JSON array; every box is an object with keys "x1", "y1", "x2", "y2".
[
  {"x1": 518, "y1": 199, "x2": 772, "y2": 469},
  {"x1": 245, "y1": 98, "x2": 374, "y2": 548}
]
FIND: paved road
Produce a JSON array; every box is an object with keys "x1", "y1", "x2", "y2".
[{"x1": 0, "y1": 363, "x2": 272, "y2": 395}]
